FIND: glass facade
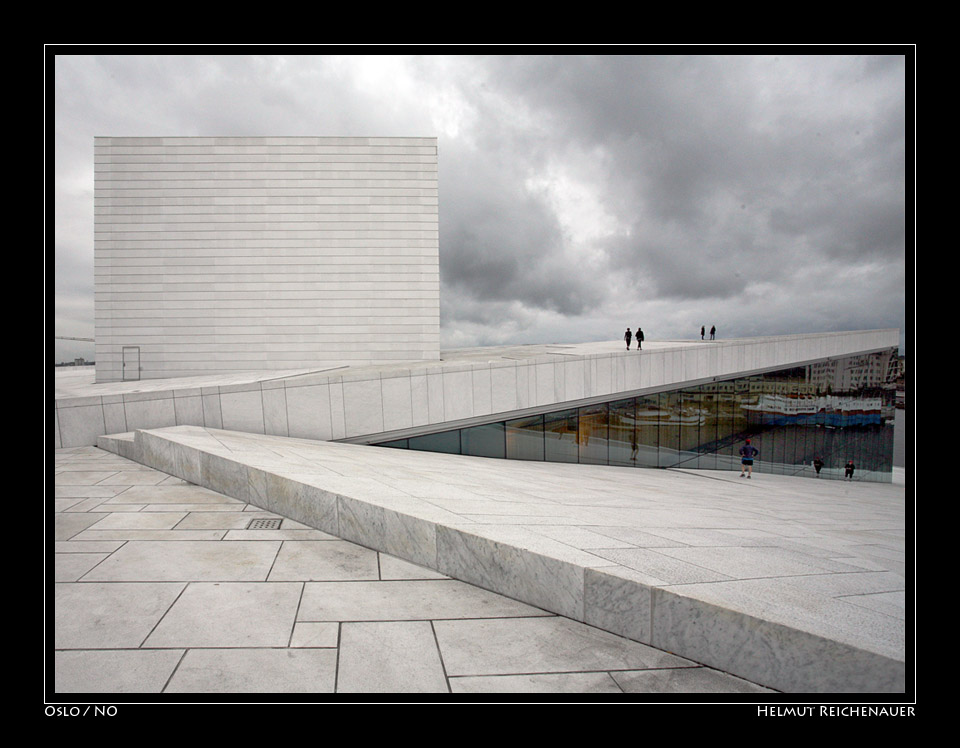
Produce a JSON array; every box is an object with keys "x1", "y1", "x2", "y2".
[{"x1": 375, "y1": 349, "x2": 899, "y2": 482}]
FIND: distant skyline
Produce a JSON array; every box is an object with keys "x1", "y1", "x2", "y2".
[{"x1": 51, "y1": 51, "x2": 911, "y2": 363}]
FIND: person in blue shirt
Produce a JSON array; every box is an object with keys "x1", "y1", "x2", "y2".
[{"x1": 739, "y1": 439, "x2": 758, "y2": 478}]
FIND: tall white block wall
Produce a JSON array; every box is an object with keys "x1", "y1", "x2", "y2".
[{"x1": 94, "y1": 136, "x2": 440, "y2": 383}]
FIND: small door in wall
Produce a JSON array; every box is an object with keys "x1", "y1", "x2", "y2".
[{"x1": 122, "y1": 346, "x2": 141, "y2": 381}]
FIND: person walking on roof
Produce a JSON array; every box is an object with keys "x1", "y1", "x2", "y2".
[
  {"x1": 636, "y1": 327, "x2": 644, "y2": 350},
  {"x1": 624, "y1": 328, "x2": 632, "y2": 350},
  {"x1": 739, "y1": 439, "x2": 758, "y2": 478},
  {"x1": 710, "y1": 325, "x2": 716, "y2": 340}
]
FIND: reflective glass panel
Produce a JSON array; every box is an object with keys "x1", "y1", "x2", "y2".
[
  {"x1": 715, "y1": 381, "x2": 739, "y2": 471},
  {"x1": 658, "y1": 392, "x2": 682, "y2": 467},
  {"x1": 635, "y1": 394, "x2": 660, "y2": 467},
  {"x1": 544, "y1": 409, "x2": 579, "y2": 463},
  {"x1": 373, "y1": 348, "x2": 897, "y2": 483},
  {"x1": 608, "y1": 398, "x2": 636, "y2": 466},
  {"x1": 578, "y1": 403, "x2": 609, "y2": 465},
  {"x1": 506, "y1": 415, "x2": 545, "y2": 461},
  {"x1": 462, "y1": 422, "x2": 505, "y2": 458},
  {"x1": 408, "y1": 430, "x2": 460, "y2": 454},
  {"x1": 678, "y1": 386, "x2": 702, "y2": 468},
  {"x1": 700, "y1": 383, "x2": 719, "y2": 470},
  {"x1": 378, "y1": 438, "x2": 409, "y2": 449}
]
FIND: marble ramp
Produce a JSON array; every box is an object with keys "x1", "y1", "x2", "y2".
[{"x1": 97, "y1": 425, "x2": 906, "y2": 693}]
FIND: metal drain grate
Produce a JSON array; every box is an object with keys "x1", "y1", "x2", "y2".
[{"x1": 247, "y1": 518, "x2": 283, "y2": 530}]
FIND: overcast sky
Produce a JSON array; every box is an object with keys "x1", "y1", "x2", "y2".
[{"x1": 51, "y1": 52, "x2": 910, "y2": 363}]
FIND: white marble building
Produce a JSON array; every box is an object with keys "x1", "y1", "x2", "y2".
[{"x1": 94, "y1": 136, "x2": 440, "y2": 383}]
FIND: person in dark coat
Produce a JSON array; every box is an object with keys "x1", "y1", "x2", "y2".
[
  {"x1": 624, "y1": 328, "x2": 632, "y2": 349},
  {"x1": 636, "y1": 327, "x2": 644, "y2": 350},
  {"x1": 701, "y1": 325, "x2": 705, "y2": 340},
  {"x1": 710, "y1": 325, "x2": 716, "y2": 340},
  {"x1": 845, "y1": 460, "x2": 856, "y2": 480},
  {"x1": 813, "y1": 457, "x2": 824, "y2": 477}
]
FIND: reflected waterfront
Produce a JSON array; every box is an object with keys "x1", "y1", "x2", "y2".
[
  {"x1": 894, "y1": 407, "x2": 905, "y2": 468},
  {"x1": 376, "y1": 348, "x2": 900, "y2": 483}
]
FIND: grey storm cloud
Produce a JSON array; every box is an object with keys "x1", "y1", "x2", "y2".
[
  {"x1": 51, "y1": 52, "x2": 909, "y2": 359},
  {"x1": 439, "y1": 144, "x2": 609, "y2": 318}
]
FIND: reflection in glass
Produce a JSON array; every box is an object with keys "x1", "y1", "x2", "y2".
[
  {"x1": 578, "y1": 404, "x2": 609, "y2": 465},
  {"x1": 678, "y1": 386, "x2": 702, "y2": 468},
  {"x1": 700, "y1": 383, "x2": 719, "y2": 470},
  {"x1": 378, "y1": 438, "x2": 409, "y2": 449},
  {"x1": 462, "y1": 422, "x2": 505, "y2": 458},
  {"x1": 608, "y1": 399, "x2": 636, "y2": 466},
  {"x1": 658, "y1": 392, "x2": 681, "y2": 467},
  {"x1": 372, "y1": 348, "x2": 898, "y2": 483},
  {"x1": 715, "y1": 382, "x2": 738, "y2": 471},
  {"x1": 781, "y1": 377, "x2": 799, "y2": 474},
  {"x1": 635, "y1": 394, "x2": 660, "y2": 467},
  {"x1": 544, "y1": 409, "x2": 579, "y2": 463},
  {"x1": 769, "y1": 380, "x2": 789, "y2": 474},
  {"x1": 408, "y1": 430, "x2": 460, "y2": 454},
  {"x1": 736, "y1": 378, "x2": 759, "y2": 470},
  {"x1": 506, "y1": 415, "x2": 545, "y2": 461}
]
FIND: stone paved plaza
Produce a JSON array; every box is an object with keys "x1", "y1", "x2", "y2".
[
  {"x1": 50, "y1": 426, "x2": 908, "y2": 697},
  {"x1": 52, "y1": 445, "x2": 777, "y2": 695}
]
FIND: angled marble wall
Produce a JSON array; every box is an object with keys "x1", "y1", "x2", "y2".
[
  {"x1": 94, "y1": 136, "x2": 440, "y2": 383},
  {"x1": 54, "y1": 329, "x2": 900, "y2": 448}
]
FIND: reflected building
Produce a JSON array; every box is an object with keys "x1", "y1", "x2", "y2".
[{"x1": 374, "y1": 349, "x2": 898, "y2": 482}]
